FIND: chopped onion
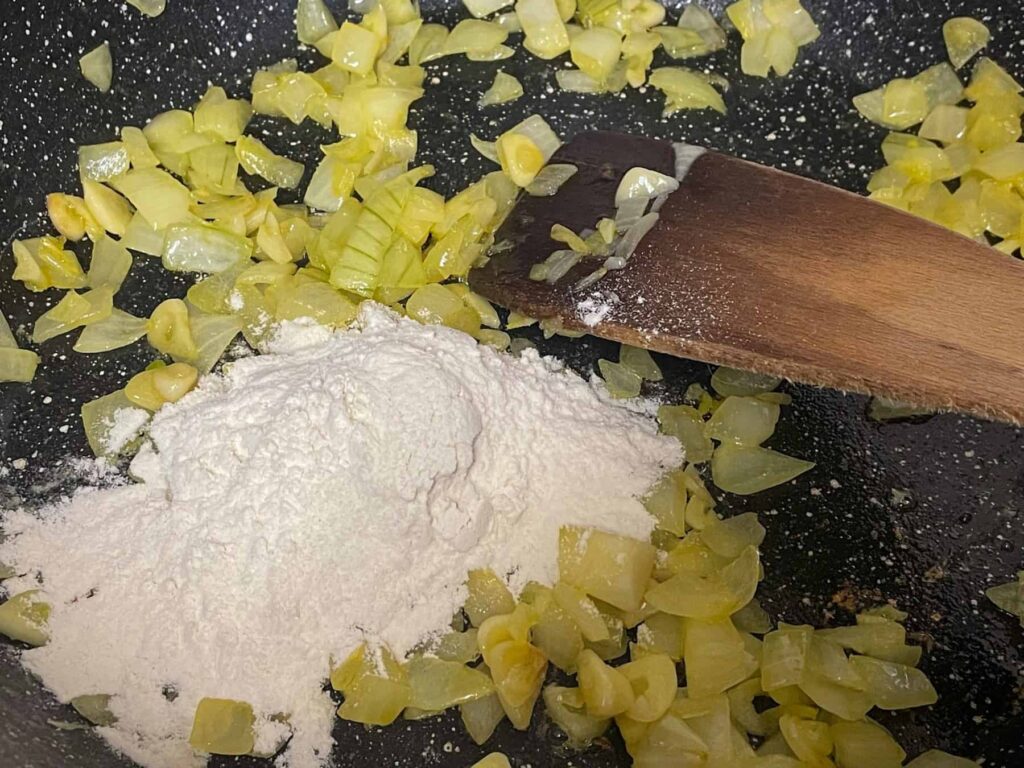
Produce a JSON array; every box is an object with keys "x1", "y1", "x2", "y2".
[
  {"x1": 111, "y1": 168, "x2": 192, "y2": 229},
  {"x1": 0, "y1": 348, "x2": 39, "y2": 383},
  {"x1": 82, "y1": 179, "x2": 132, "y2": 237},
  {"x1": 121, "y1": 213, "x2": 167, "y2": 257},
  {"x1": 236, "y1": 136, "x2": 305, "y2": 190},
  {"x1": 463, "y1": 0, "x2": 513, "y2": 18},
  {"x1": 525, "y1": 163, "x2": 577, "y2": 196},
  {"x1": 296, "y1": 0, "x2": 338, "y2": 44},
  {"x1": 32, "y1": 288, "x2": 114, "y2": 344},
  {"x1": 494, "y1": 115, "x2": 561, "y2": 187},
  {"x1": 867, "y1": 396, "x2": 933, "y2": 422},
  {"x1": 79, "y1": 142, "x2": 130, "y2": 182},
  {"x1": 615, "y1": 167, "x2": 680, "y2": 207},
  {"x1": 331, "y1": 21, "x2": 384, "y2": 76},
  {"x1": 480, "y1": 71, "x2": 524, "y2": 107},
  {"x1": 470, "y1": 134, "x2": 500, "y2": 163},
  {"x1": 493, "y1": 12, "x2": 522, "y2": 32},
  {"x1": 516, "y1": 0, "x2": 570, "y2": 60},
  {"x1": 711, "y1": 444, "x2": 814, "y2": 495},
  {"x1": 79, "y1": 43, "x2": 113, "y2": 93},
  {"x1": 598, "y1": 359, "x2": 642, "y2": 398},
  {"x1": 188, "y1": 311, "x2": 244, "y2": 373},
  {"x1": 711, "y1": 366, "x2": 782, "y2": 396},
  {"x1": 648, "y1": 67, "x2": 726, "y2": 114},
  {"x1": 614, "y1": 211, "x2": 659, "y2": 261},
  {"x1": 409, "y1": 23, "x2": 449, "y2": 64},
  {"x1": 438, "y1": 20, "x2": 508, "y2": 58},
  {"x1": 555, "y1": 69, "x2": 607, "y2": 94},
  {"x1": 11, "y1": 236, "x2": 87, "y2": 292},
  {"x1": 918, "y1": 104, "x2": 969, "y2": 145},
  {"x1": 0, "y1": 312, "x2": 17, "y2": 349},
  {"x1": 943, "y1": 17, "x2": 990, "y2": 70},
  {"x1": 127, "y1": 0, "x2": 166, "y2": 16},
  {"x1": 570, "y1": 27, "x2": 622, "y2": 82},
  {"x1": 574, "y1": 266, "x2": 607, "y2": 291},
  {"x1": 726, "y1": 0, "x2": 819, "y2": 78},
  {"x1": 162, "y1": 223, "x2": 254, "y2": 273},
  {"x1": 73, "y1": 309, "x2": 147, "y2": 354},
  {"x1": 620, "y1": 344, "x2": 662, "y2": 381},
  {"x1": 677, "y1": 4, "x2": 727, "y2": 50},
  {"x1": 544, "y1": 249, "x2": 582, "y2": 283},
  {"x1": 87, "y1": 237, "x2": 133, "y2": 294},
  {"x1": 985, "y1": 572, "x2": 1024, "y2": 627}
]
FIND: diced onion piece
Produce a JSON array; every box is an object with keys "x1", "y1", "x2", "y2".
[
  {"x1": 701, "y1": 513, "x2": 766, "y2": 559},
  {"x1": 409, "y1": 23, "x2": 449, "y2": 64},
  {"x1": 465, "y1": 568, "x2": 516, "y2": 626},
  {"x1": 46, "y1": 193, "x2": 99, "y2": 242},
  {"x1": 236, "y1": 136, "x2": 305, "y2": 189},
  {"x1": 705, "y1": 395, "x2": 780, "y2": 447},
  {"x1": 125, "y1": 362, "x2": 199, "y2": 411},
  {"x1": 81, "y1": 389, "x2": 148, "y2": 457},
  {"x1": 919, "y1": 104, "x2": 969, "y2": 144},
  {"x1": 657, "y1": 404, "x2": 713, "y2": 463},
  {"x1": 727, "y1": 0, "x2": 819, "y2": 77},
  {"x1": 470, "y1": 754, "x2": 512, "y2": 768},
  {"x1": 471, "y1": 134, "x2": 500, "y2": 163},
  {"x1": 907, "y1": 751, "x2": 984, "y2": 768},
  {"x1": 296, "y1": 0, "x2": 338, "y2": 44},
  {"x1": 525, "y1": 163, "x2": 577, "y2": 196},
  {"x1": 162, "y1": 222, "x2": 254, "y2": 273},
  {"x1": 406, "y1": 656, "x2": 495, "y2": 711},
  {"x1": 0, "y1": 312, "x2": 17, "y2": 349},
  {"x1": 849, "y1": 655, "x2": 938, "y2": 709},
  {"x1": 74, "y1": 309, "x2": 147, "y2": 354},
  {"x1": 12, "y1": 236, "x2": 87, "y2": 292},
  {"x1": 986, "y1": 571, "x2": 1024, "y2": 627},
  {"x1": 516, "y1": 0, "x2": 570, "y2": 59},
  {"x1": 78, "y1": 142, "x2": 130, "y2": 182},
  {"x1": 110, "y1": 168, "x2": 192, "y2": 229},
  {"x1": 710, "y1": 366, "x2": 782, "y2": 396},
  {"x1": 331, "y1": 21, "x2": 384, "y2": 76},
  {"x1": 558, "y1": 526, "x2": 656, "y2": 613},
  {"x1": 461, "y1": 693, "x2": 505, "y2": 745},
  {"x1": 619, "y1": 653, "x2": 676, "y2": 722},
  {"x1": 193, "y1": 86, "x2": 253, "y2": 142},
  {"x1": 780, "y1": 714, "x2": 833, "y2": 764},
  {"x1": 677, "y1": 4, "x2": 727, "y2": 50},
  {"x1": 147, "y1": 298, "x2": 196, "y2": 361},
  {"x1": 683, "y1": 616, "x2": 759, "y2": 697},
  {"x1": 542, "y1": 686, "x2": 609, "y2": 748},
  {"x1": 711, "y1": 444, "x2": 814, "y2": 495},
  {"x1": 619, "y1": 344, "x2": 662, "y2": 382},
  {"x1": 463, "y1": 0, "x2": 513, "y2": 17},
  {"x1": 943, "y1": 17, "x2": 990, "y2": 70},
  {"x1": 127, "y1": 0, "x2": 166, "y2": 17},
  {"x1": 70, "y1": 694, "x2": 117, "y2": 727},
  {"x1": 570, "y1": 27, "x2": 622, "y2": 82},
  {"x1": 576, "y1": 648, "x2": 635, "y2": 717},
  {"x1": 188, "y1": 311, "x2": 243, "y2": 373},
  {"x1": 975, "y1": 142, "x2": 1024, "y2": 181},
  {"x1": 614, "y1": 211, "x2": 658, "y2": 262},
  {"x1": 0, "y1": 590, "x2": 50, "y2": 646},
  {"x1": 188, "y1": 698, "x2": 255, "y2": 756},
  {"x1": 120, "y1": 126, "x2": 160, "y2": 169},
  {"x1": 555, "y1": 69, "x2": 604, "y2": 94},
  {"x1": 648, "y1": 67, "x2": 726, "y2": 114},
  {"x1": 439, "y1": 20, "x2": 508, "y2": 58},
  {"x1": 0, "y1": 348, "x2": 39, "y2": 383},
  {"x1": 598, "y1": 358, "x2": 642, "y2": 398},
  {"x1": 87, "y1": 237, "x2": 133, "y2": 294},
  {"x1": 82, "y1": 179, "x2": 132, "y2": 237},
  {"x1": 79, "y1": 42, "x2": 113, "y2": 93},
  {"x1": 480, "y1": 71, "x2": 524, "y2": 107},
  {"x1": 644, "y1": 546, "x2": 759, "y2": 620},
  {"x1": 616, "y1": 167, "x2": 679, "y2": 207},
  {"x1": 830, "y1": 719, "x2": 906, "y2": 766},
  {"x1": 33, "y1": 288, "x2": 114, "y2": 344}
]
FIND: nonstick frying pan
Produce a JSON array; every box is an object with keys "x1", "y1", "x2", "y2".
[{"x1": 0, "y1": 1, "x2": 1022, "y2": 766}]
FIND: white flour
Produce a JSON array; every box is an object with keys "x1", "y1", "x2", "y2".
[{"x1": 0, "y1": 304, "x2": 680, "y2": 768}]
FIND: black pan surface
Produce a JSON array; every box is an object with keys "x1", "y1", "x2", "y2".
[{"x1": 0, "y1": 1, "x2": 1022, "y2": 766}]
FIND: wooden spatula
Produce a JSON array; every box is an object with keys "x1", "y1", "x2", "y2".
[{"x1": 469, "y1": 131, "x2": 1024, "y2": 425}]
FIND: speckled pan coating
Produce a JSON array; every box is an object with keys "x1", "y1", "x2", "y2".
[{"x1": 0, "y1": 1, "x2": 1022, "y2": 766}]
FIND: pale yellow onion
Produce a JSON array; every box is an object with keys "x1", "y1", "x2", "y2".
[
  {"x1": 121, "y1": 213, "x2": 167, "y2": 257},
  {"x1": 188, "y1": 697, "x2": 255, "y2": 756},
  {"x1": 711, "y1": 444, "x2": 814, "y2": 495},
  {"x1": 437, "y1": 20, "x2": 507, "y2": 58},
  {"x1": 162, "y1": 222, "x2": 254, "y2": 273},
  {"x1": 986, "y1": 571, "x2": 1024, "y2": 627},
  {"x1": 615, "y1": 166, "x2": 679, "y2": 207},
  {"x1": 188, "y1": 311, "x2": 244, "y2": 373},
  {"x1": 0, "y1": 348, "x2": 39, "y2": 383},
  {"x1": 516, "y1": 0, "x2": 570, "y2": 59},
  {"x1": 480, "y1": 71, "x2": 524, "y2": 107},
  {"x1": 73, "y1": 309, "x2": 147, "y2": 354},
  {"x1": 918, "y1": 104, "x2": 969, "y2": 144},
  {"x1": 943, "y1": 17, "x2": 990, "y2": 70},
  {"x1": 710, "y1": 365, "x2": 782, "y2": 396},
  {"x1": 110, "y1": 168, "x2": 191, "y2": 229},
  {"x1": 32, "y1": 288, "x2": 114, "y2": 344},
  {"x1": 296, "y1": 0, "x2": 338, "y2": 44},
  {"x1": 87, "y1": 237, "x2": 133, "y2": 293},
  {"x1": 80, "y1": 388, "x2": 148, "y2": 457},
  {"x1": 127, "y1": 0, "x2": 165, "y2": 17},
  {"x1": 463, "y1": 0, "x2": 513, "y2": 17},
  {"x1": 79, "y1": 43, "x2": 113, "y2": 93},
  {"x1": 235, "y1": 136, "x2": 305, "y2": 189},
  {"x1": 82, "y1": 179, "x2": 133, "y2": 237},
  {"x1": 705, "y1": 396, "x2": 780, "y2": 446},
  {"x1": 648, "y1": 67, "x2": 726, "y2": 114},
  {"x1": 78, "y1": 142, "x2": 130, "y2": 182},
  {"x1": 907, "y1": 751, "x2": 984, "y2": 768},
  {"x1": 524, "y1": 163, "x2": 577, "y2": 196},
  {"x1": 409, "y1": 23, "x2": 449, "y2": 64}
]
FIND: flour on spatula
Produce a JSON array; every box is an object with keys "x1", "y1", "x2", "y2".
[{"x1": 0, "y1": 303, "x2": 680, "y2": 768}]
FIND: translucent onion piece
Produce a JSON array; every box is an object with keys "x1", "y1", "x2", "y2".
[
  {"x1": 598, "y1": 358, "x2": 642, "y2": 399},
  {"x1": 81, "y1": 389, "x2": 149, "y2": 457},
  {"x1": 542, "y1": 686, "x2": 609, "y2": 749},
  {"x1": 33, "y1": 288, "x2": 114, "y2": 344},
  {"x1": 79, "y1": 42, "x2": 113, "y2": 93},
  {"x1": 648, "y1": 67, "x2": 726, "y2": 114},
  {"x1": 0, "y1": 348, "x2": 39, "y2": 383},
  {"x1": 162, "y1": 222, "x2": 254, "y2": 273},
  {"x1": 907, "y1": 751, "x2": 983, "y2": 768},
  {"x1": 677, "y1": 4, "x2": 727, "y2": 50},
  {"x1": 470, "y1": 754, "x2": 512, "y2": 768},
  {"x1": 710, "y1": 366, "x2": 782, "y2": 396},
  {"x1": 480, "y1": 71, "x2": 524, "y2": 107},
  {"x1": 0, "y1": 590, "x2": 50, "y2": 646},
  {"x1": 919, "y1": 104, "x2": 969, "y2": 145},
  {"x1": 188, "y1": 698, "x2": 255, "y2": 756},
  {"x1": 406, "y1": 657, "x2": 495, "y2": 711},
  {"x1": 471, "y1": 134, "x2": 500, "y2": 163},
  {"x1": 438, "y1": 20, "x2": 509, "y2": 58},
  {"x1": 712, "y1": 444, "x2": 814, "y2": 495},
  {"x1": 111, "y1": 168, "x2": 192, "y2": 229},
  {"x1": 559, "y1": 526, "x2": 657, "y2": 613},
  {"x1": 943, "y1": 17, "x2": 990, "y2": 70},
  {"x1": 614, "y1": 212, "x2": 659, "y2": 261},
  {"x1": 193, "y1": 86, "x2": 253, "y2": 142},
  {"x1": 70, "y1": 694, "x2": 117, "y2": 727},
  {"x1": 125, "y1": 362, "x2": 199, "y2": 411},
  {"x1": 296, "y1": 0, "x2": 338, "y2": 44},
  {"x1": 516, "y1": 0, "x2": 570, "y2": 60},
  {"x1": 0, "y1": 311, "x2": 17, "y2": 348},
  {"x1": 331, "y1": 21, "x2": 384, "y2": 76},
  {"x1": 74, "y1": 309, "x2": 147, "y2": 353},
  {"x1": 705, "y1": 396, "x2": 780, "y2": 447},
  {"x1": 12, "y1": 236, "x2": 87, "y2": 292},
  {"x1": 570, "y1": 27, "x2": 622, "y2": 82},
  {"x1": 849, "y1": 655, "x2": 937, "y2": 709},
  {"x1": 986, "y1": 572, "x2": 1024, "y2": 627},
  {"x1": 615, "y1": 167, "x2": 680, "y2": 207},
  {"x1": 236, "y1": 136, "x2": 305, "y2": 189},
  {"x1": 409, "y1": 23, "x2": 449, "y2": 65},
  {"x1": 87, "y1": 237, "x2": 133, "y2": 293},
  {"x1": 82, "y1": 179, "x2": 133, "y2": 237},
  {"x1": 121, "y1": 214, "x2": 166, "y2": 257},
  {"x1": 126, "y1": 0, "x2": 166, "y2": 17},
  {"x1": 684, "y1": 617, "x2": 759, "y2": 698},
  {"x1": 188, "y1": 311, "x2": 243, "y2": 373},
  {"x1": 619, "y1": 344, "x2": 662, "y2": 382},
  {"x1": 147, "y1": 298, "x2": 197, "y2": 360},
  {"x1": 657, "y1": 404, "x2": 713, "y2": 463},
  {"x1": 79, "y1": 142, "x2": 130, "y2": 182},
  {"x1": 525, "y1": 163, "x2": 577, "y2": 196},
  {"x1": 867, "y1": 395, "x2": 933, "y2": 422}
]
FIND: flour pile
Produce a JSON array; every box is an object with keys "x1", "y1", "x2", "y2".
[{"x1": 0, "y1": 304, "x2": 680, "y2": 768}]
